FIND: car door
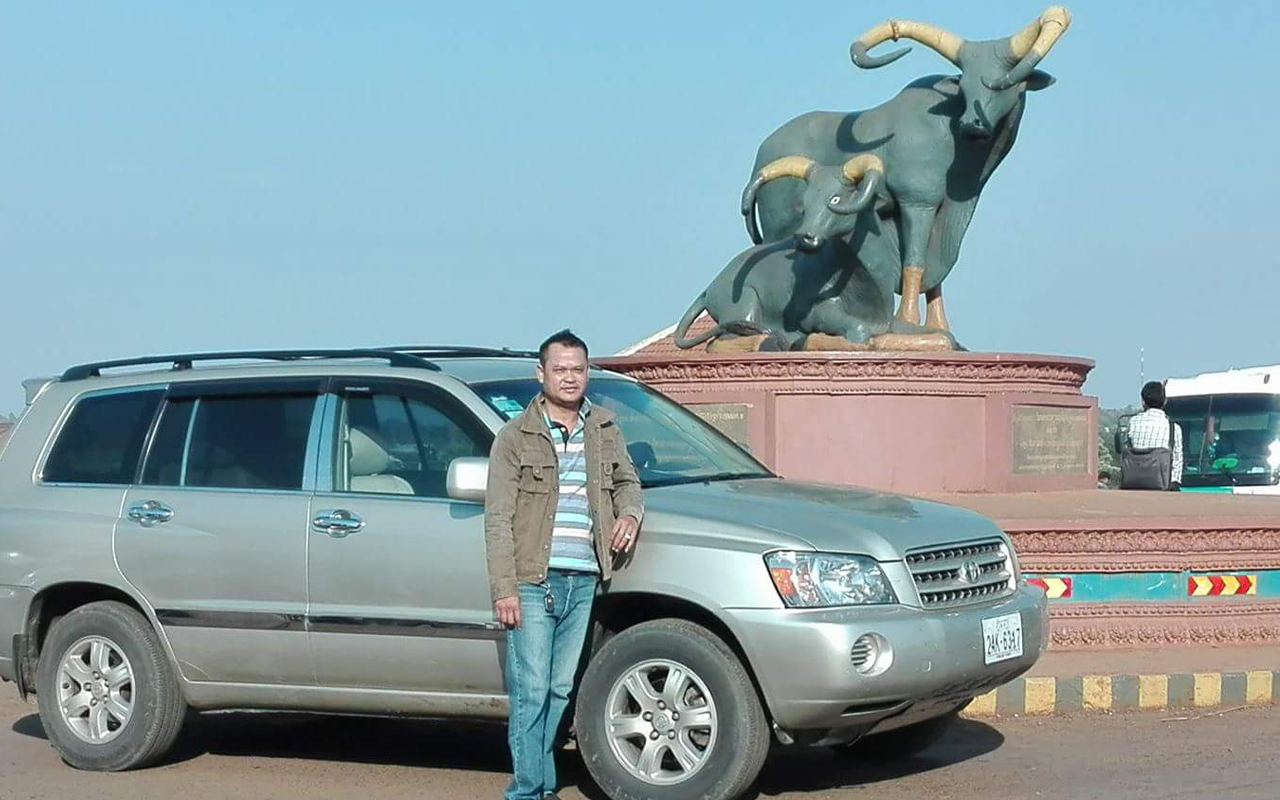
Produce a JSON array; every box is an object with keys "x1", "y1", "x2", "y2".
[
  {"x1": 116, "y1": 378, "x2": 322, "y2": 685},
  {"x1": 306, "y1": 377, "x2": 502, "y2": 694}
]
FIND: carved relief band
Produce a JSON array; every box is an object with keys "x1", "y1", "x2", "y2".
[
  {"x1": 1010, "y1": 527, "x2": 1280, "y2": 573},
  {"x1": 1050, "y1": 601, "x2": 1280, "y2": 649},
  {"x1": 602, "y1": 352, "x2": 1095, "y2": 396}
]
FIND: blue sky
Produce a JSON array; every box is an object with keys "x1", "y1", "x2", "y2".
[{"x1": 2, "y1": 1, "x2": 1278, "y2": 413}]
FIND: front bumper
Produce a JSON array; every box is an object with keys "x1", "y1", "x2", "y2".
[{"x1": 728, "y1": 583, "x2": 1048, "y2": 732}]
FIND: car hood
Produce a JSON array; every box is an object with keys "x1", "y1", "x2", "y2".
[{"x1": 642, "y1": 478, "x2": 1005, "y2": 561}]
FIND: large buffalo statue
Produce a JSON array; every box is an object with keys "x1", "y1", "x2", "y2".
[{"x1": 744, "y1": 6, "x2": 1070, "y2": 333}]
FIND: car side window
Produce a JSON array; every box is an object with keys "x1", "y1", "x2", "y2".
[
  {"x1": 42, "y1": 390, "x2": 163, "y2": 484},
  {"x1": 140, "y1": 397, "x2": 196, "y2": 486},
  {"x1": 337, "y1": 389, "x2": 488, "y2": 499},
  {"x1": 181, "y1": 394, "x2": 317, "y2": 491}
]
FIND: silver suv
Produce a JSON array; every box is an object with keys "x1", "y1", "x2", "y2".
[{"x1": 0, "y1": 348, "x2": 1046, "y2": 800}]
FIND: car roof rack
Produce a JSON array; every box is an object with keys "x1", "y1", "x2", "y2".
[
  {"x1": 378, "y1": 345, "x2": 540, "y2": 359},
  {"x1": 61, "y1": 349, "x2": 441, "y2": 382},
  {"x1": 379, "y1": 346, "x2": 606, "y2": 370}
]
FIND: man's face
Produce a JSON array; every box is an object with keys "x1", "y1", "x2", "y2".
[{"x1": 537, "y1": 342, "x2": 588, "y2": 407}]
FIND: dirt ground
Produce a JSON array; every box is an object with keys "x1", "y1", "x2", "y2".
[{"x1": 2, "y1": 692, "x2": 1277, "y2": 800}]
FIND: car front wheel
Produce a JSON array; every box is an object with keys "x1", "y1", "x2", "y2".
[
  {"x1": 34, "y1": 600, "x2": 187, "y2": 771},
  {"x1": 574, "y1": 619, "x2": 769, "y2": 800}
]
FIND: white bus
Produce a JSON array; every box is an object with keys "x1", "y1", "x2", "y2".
[{"x1": 1164, "y1": 365, "x2": 1280, "y2": 494}]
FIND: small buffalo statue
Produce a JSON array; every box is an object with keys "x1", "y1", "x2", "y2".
[{"x1": 675, "y1": 155, "x2": 953, "y2": 352}]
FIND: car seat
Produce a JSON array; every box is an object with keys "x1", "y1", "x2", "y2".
[{"x1": 347, "y1": 428, "x2": 415, "y2": 495}]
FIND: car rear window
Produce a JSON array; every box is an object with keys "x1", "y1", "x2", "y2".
[
  {"x1": 182, "y1": 394, "x2": 316, "y2": 490},
  {"x1": 43, "y1": 390, "x2": 163, "y2": 484}
]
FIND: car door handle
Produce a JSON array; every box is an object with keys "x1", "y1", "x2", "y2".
[
  {"x1": 312, "y1": 509, "x2": 365, "y2": 538},
  {"x1": 127, "y1": 500, "x2": 174, "y2": 526}
]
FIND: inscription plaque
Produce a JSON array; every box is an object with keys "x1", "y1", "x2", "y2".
[
  {"x1": 1011, "y1": 406, "x2": 1089, "y2": 475},
  {"x1": 687, "y1": 402, "x2": 753, "y2": 448}
]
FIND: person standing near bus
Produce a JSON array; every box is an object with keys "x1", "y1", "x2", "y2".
[{"x1": 1122, "y1": 381, "x2": 1184, "y2": 491}]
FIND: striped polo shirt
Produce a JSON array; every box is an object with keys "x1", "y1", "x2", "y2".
[{"x1": 543, "y1": 398, "x2": 599, "y2": 574}]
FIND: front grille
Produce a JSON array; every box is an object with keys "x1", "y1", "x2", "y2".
[{"x1": 906, "y1": 539, "x2": 1014, "y2": 608}]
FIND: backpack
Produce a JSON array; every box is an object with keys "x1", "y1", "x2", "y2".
[{"x1": 1118, "y1": 417, "x2": 1176, "y2": 491}]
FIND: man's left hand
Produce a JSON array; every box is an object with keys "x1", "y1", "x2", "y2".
[{"x1": 610, "y1": 514, "x2": 640, "y2": 553}]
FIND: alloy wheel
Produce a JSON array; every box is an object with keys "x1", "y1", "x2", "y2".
[
  {"x1": 604, "y1": 658, "x2": 718, "y2": 785},
  {"x1": 56, "y1": 635, "x2": 135, "y2": 744}
]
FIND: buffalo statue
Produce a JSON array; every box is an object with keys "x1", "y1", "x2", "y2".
[
  {"x1": 745, "y1": 6, "x2": 1070, "y2": 332},
  {"x1": 676, "y1": 155, "x2": 952, "y2": 352}
]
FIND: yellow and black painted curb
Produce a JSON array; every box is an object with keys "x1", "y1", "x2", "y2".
[{"x1": 964, "y1": 670, "x2": 1280, "y2": 716}]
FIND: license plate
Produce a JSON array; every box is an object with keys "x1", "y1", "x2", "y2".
[{"x1": 982, "y1": 613, "x2": 1023, "y2": 665}]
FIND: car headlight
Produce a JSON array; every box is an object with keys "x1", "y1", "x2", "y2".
[
  {"x1": 765, "y1": 551, "x2": 896, "y2": 608},
  {"x1": 1005, "y1": 539, "x2": 1022, "y2": 587}
]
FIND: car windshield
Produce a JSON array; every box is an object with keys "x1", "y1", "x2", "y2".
[
  {"x1": 472, "y1": 378, "x2": 773, "y2": 488},
  {"x1": 1165, "y1": 394, "x2": 1280, "y2": 486}
]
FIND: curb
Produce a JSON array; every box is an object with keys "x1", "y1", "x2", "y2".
[{"x1": 964, "y1": 670, "x2": 1280, "y2": 716}]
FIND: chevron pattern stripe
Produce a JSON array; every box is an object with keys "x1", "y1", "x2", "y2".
[
  {"x1": 1187, "y1": 575, "x2": 1258, "y2": 597},
  {"x1": 1027, "y1": 576, "x2": 1073, "y2": 598}
]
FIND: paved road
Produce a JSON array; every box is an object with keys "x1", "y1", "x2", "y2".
[{"x1": 1, "y1": 692, "x2": 1276, "y2": 800}]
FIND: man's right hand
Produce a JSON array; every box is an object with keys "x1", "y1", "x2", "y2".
[{"x1": 495, "y1": 596, "x2": 521, "y2": 629}]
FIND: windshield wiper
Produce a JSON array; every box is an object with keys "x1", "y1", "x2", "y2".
[{"x1": 645, "y1": 471, "x2": 772, "y2": 488}]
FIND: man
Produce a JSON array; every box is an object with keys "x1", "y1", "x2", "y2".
[
  {"x1": 484, "y1": 329, "x2": 644, "y2": 800},
  {"x1": 1124, "y1": 381, "x2": 1184, "y2": 490}
]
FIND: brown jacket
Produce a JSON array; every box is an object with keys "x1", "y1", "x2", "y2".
[{"x1": 484, "y1": 395, "x2": 644, "y2": 603}]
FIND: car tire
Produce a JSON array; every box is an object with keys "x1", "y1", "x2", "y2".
[
  {"x1": 846, "y1": 706, "x2": 965, "y2": 759},
  {"x1": 574, "y1": 618, "x2": 769, "y2": 800},
  {"x1": 34, "y1": 600, "x2": 187, "y2": 771}
]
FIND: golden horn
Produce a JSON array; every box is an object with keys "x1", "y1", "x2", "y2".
[
  {"x1": 757, "y1": 155, "x2": 817, "y2": 183},
  {"x1": 1009, "y1": 6, "x2": 1072, "y2": 60},
  {"x1": 841, "y1": 154, "x2": 885, "y2": 184},
  {"x1": 855, "y1": 19, "x2": 963, "y2": 65}
]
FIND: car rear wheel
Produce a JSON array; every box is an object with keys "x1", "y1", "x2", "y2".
[
  {"x1": 35, "y1": 601, "x2": 186, "y2": 771},
  {"x1": 575, "y1": 619, "x2": 769, "y2": 800}
]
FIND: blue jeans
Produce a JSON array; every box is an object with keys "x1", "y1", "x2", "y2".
[{"x1": 504, "y1": 570, "x2": 598, "y2": 800}]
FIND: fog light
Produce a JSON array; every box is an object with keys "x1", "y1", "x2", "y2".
[{"x1": 850, "y1": 633, "x2": 893, "y2": 676}]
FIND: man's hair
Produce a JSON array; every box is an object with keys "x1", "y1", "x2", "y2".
[
  {"x1": 1141, "y1": 380, "x2": 1166, "y2": 409},
  {"x1": 539, "y1": 329, "x2": 589, "y2": 364}
]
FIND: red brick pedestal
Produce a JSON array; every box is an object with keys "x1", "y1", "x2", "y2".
[{"x1": 595, "y1": 351, "x2": 1098, "y2": 495}]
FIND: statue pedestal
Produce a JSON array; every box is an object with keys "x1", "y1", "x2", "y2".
[{"x1": 594, "y1": 351, "x2": 1098, "y2": 495}]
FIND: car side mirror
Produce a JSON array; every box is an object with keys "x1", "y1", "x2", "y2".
[{"x1": 447, "y1": 457, "x2": 489, "y2": 502}]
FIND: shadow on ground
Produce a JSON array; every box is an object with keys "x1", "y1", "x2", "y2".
[
  {"x1": 11, "y1": 710, "x2": 1002, "y2": 798},
  {"x1": 13, "y1": 713, "x2": 46, "y2": 740},
  {"x1": 746, "y1": 718, "x2": 1005, "y2": 798},
  {"x1": 13, "y1": 710, "x2": 516, "y2": 773},
  {"x1": 175, "y1": 712, "x2": 519, "y2": 773}
]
